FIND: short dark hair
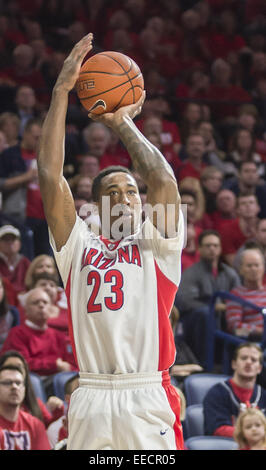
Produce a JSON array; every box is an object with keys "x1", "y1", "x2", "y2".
[
  {"x1": 0, "y1": 364, "x2": 24, "y2": 376},
  {"x1": 180, "y1": 189, "x2": 197, "y2": 201},
  {"x1": 91, "y1": 165, "x2": 134, "y2": 202},
  {"x1": 198, "y1": 229, "x2": 221, "y2": 246},
  {"x1": 232, "y1": 342, "x2": 263, "y2": 365},
  {"x1": 31, "y1": 271, "x2": 59, "y2": 288}
]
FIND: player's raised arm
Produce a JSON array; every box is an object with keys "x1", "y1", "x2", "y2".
[
  {"x1": 89, "y1": 94, "x2": 181, "y2": 238},
  {"x1": 37, "y1": 33, "x2": 93, "y2": 251}
]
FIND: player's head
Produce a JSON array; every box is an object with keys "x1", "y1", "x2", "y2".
[{"x1": 92, "y1": 166, "x2": 142, "y2": 240}]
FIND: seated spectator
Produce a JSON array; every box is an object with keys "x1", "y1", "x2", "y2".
[
  {"x1": 220, "y1": 193, "x2": 260, "y2": 266},
  {"x1": 203, "y1": 342, "x2": 266, "y2": 437},
  {"x1": 207, "y1": 9, "x2": 246, "y2": 61},
  {"x1": 13, "y1": 85, "x2": 39, "y2": 137},
  {"x1": 234, "y1": 408, "x2": 266, "y2": 451},
  {"x1": 99, "y1": 130, "x2": 131, "y2": 169},
  {"x1": 200, "y1": 166, "x2": 224, "y2": 215},
  {"x1": 224, "y1": 161, "x2": 266, "y2": 218},
  {"x1": 180, "y1": 177, "x2": 213, "y2": 231},
  {"x1": 181, "y1": 223, "x2": 200, "y2": 272},
  {"x1": 179, "y1": 102, "x2": 203, "y2": 145},
  {"x1": 0, "y1": 276, "x2": 20, "y2": 350},
  {"x1": 1, "y1": 288, "x2": 77, "y2": 395},
  {"x1": 0, "y1": 44, "x2": 46, "y2": 102},
  {"x1": 82, "y1": 122, "x2": 111, "y2": 167},
  {"x1": 47, "y1": 373, "x2": 79, "y2": 449},
  {"x1": 30, "y1": 272, "x2": 69, "y2": 336},
  {"x1": 67, "y1": 154, "x2": 100, "y2": 190},
  {"x1": 169, "y1": 305, "x2": 203, "y2": 386},
  {"x1": 224, "y1": 128, "x2": 265, "y2": 180},
  {"x1": 0, "y1": 350, "x2": 64, "y2": 428},
  {"x1": 0, "y1": 130, "x2": 8, "y2": 153},
  {"x1": 175, "y1": 70, "x2": 210, "y2": 115},
  {"x1": 176, "y1": 229, "x2": 240, "y2": 365},
  {"x1": 136, "y1": 97, "x2": 182, "y2": 155},
  {"x1": 20, "y1": 253, "x2": 67, "y2": 312},
  {"x1": 210, "y1": 188, "x2": 237, "y2": 231},
  {"x1": 71, "y1": 175, "x2": 92, "y2": 202},
  {"x1": 196, "y1": 120, "x2": 226, "y2": 172},
  {"x1": 0, "y1": 118, "x2": 40, "y2": 225},
  {"x1": 0, "y1": 225, "x2": 31, "y2": 297},
  {"x1": 0, "y1": 364, "x2": 51, "y2": 450},
  {"x1": 206, "y1": 58, "x2": 251, "y2": 123},
  {"x1": 226, "y1": 248, "x2": 266, "y2": 340},
  {"x1": 178, "y1": 133, "x2": 207, "y2": 182},
  {"x1": 0, "y1": 112, "x2": 20, "y2": 148}
]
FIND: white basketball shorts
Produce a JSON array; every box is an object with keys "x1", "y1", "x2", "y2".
[{"x1": 67, "y1": 371, "x2": 184, "y2": 450}]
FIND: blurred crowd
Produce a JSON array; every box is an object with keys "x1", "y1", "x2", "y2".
[{"x1": 0, "y1": 0, "x2": 265, "y2": 450}]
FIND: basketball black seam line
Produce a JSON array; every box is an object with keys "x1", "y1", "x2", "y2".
[
  {"x1": 111, "y1": 85, "x2": 143, "y2": 113},
  {"x1": 83, "y1": 53, "x2": 136, "y2": 103},
  {"x1": 78, "y1": 73, "x2": 141, "y2": 101},
  {"x1": 79, "y1": 52, "x2": 133, "y2": 77},
  {"x1": 99, "y1": 53, "x2": 133, "y2": 75},
  {"x1": 100, "y1": 54, "x2": 135, "y2": 103}
]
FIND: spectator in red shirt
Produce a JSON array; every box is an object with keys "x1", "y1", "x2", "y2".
[
  {"x1": 178, "y1": 133, "x2": 207, "y2": 182},
  {"x1": 0, "y1": 350, "x2": 64, "y2": 429},
  {"x1": 30, "y1": 272, "x2": 69, "y2": 337},
  {"x1": 0, "y1": 225, "x2": 30, "y2": 297},
  {"x1": 1, "y1": 287, "x2": 77, "y2": 395},
  {"x1": 0, "y1": 365, "x2": 51, "y2": 450},
  {"x1": 220, "y1": 193, "x2": 260, "y2": 266},
  {"x1": 0, "y1": 44, "x2": 46, "y2": 102},
  {"x1": 206, "y1": 58, "x2": 251, "y2": 122},
  {"x1": 200, "y1": 166, "x2": 224, "y2": 215},
  {"x1": 82, "y1": 121, "x2": 112, "y2": 168},
  {"x1": 210, "y1": 188, "x2": 237, "y2": 231},
  {"x1": 208, "y1": 9, "x2": 246, "y2": 61}
]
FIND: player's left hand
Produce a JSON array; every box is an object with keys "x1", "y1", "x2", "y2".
[
  {"x1": 55, "y1": 33, "x2": 93, "y2": 93},
  {"x1": 88, "y1": 90, "x2": 146, "y2": 128}
]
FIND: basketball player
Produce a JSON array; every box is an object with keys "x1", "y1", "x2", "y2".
[{"x1": 37, "y1": 33, "x2": 185, "y2": 450}]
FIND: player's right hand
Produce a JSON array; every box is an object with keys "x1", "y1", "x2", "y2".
[{"x1": 88, "y1": 90, "x2": 146, "y2": 129}]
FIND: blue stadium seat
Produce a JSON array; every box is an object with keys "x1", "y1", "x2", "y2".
[
  {"x1": 185, "y1": 436, "x2": 238, "y2": 451},
  {"x1": 184, "y1": 373, "x2": 228, "y2": 406},
  {"x1": 183, "y1": 404, "x2": 204, "y2": 439},
  {"x1": 53, "y1": 371, "x2": 79, "y2": 400},
  {"x1": 29, "y1": 373, "x2": 47, "y2": 402}
]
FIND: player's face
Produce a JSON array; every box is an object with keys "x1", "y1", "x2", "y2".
[
  {"x1": 98, "y1": 172, "x2": 142, "y2": 240},
  {"x1": 232, "y1": 347, "x2": 262, "y2": 380}
]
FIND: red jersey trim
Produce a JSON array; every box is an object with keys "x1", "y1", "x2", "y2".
[
  {"x1": 65, "y1": 267, "x2": 78, "y2": 367},
  {"x1": 162, "y1": 371, "x2": 184, "y2": 450},
  {"x1": 154, "y1": 260, "x2": 177, "y2": 371}
]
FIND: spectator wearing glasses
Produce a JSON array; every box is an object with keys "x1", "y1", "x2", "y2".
[{"x1": 0, "y1": 365, "x2": 50, "y2": 449}]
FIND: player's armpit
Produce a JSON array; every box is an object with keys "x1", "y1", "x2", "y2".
[{"x1": 39, "y1": 172, "x2": 76, "y2": 251}]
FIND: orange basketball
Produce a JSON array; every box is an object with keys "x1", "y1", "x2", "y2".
[{"x1": 76, "y1": 51, "x2": 144, "y2": 115}]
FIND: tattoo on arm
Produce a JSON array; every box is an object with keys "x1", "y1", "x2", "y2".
[{"x1": 118, "y1": 117, "x2": 175, "y2": 182}]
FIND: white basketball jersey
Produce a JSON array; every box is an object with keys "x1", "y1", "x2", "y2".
[{"x1": 49, "y1": 212, "x2": 184, "y2": 374}]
